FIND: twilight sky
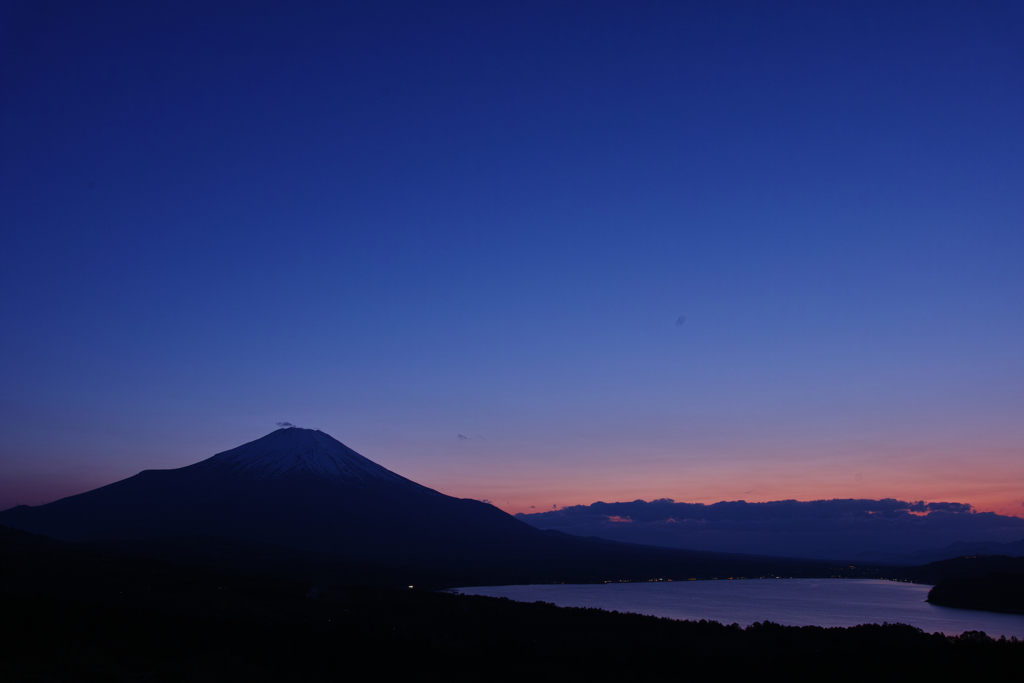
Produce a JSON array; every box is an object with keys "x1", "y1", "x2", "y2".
[{"x1": 2, "y1": 1, "x2": 1022, "y2": 516}]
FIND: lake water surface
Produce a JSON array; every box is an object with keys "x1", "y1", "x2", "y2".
[{"x1": 456, "y1": 579, "x2": 1024, "y2": 638}]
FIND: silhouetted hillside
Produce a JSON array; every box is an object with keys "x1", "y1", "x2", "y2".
[{"x1": 3, "y1": 526, "x2": 1022, "y2": 681}]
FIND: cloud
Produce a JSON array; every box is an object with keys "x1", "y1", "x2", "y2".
[
  {"x1": 924, "y1": 501, "x2": 973, "y2": 513},
  {"x1": 457, "y1": 434, "x2": 469, "y2": 441},
  {"x1": 276, "y1": 422, "x2": 297, "y2": 428},
  {"x1": 514, "y1": 497, "x2": 1024, "y2": 560},
  {"x1": 530, "y1": 498, "x2": 980, "y2": 524}
]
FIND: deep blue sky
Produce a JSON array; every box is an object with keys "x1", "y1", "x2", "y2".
[{"x1": 2, "y1": 1, "x2": 1022, "y2": 514}]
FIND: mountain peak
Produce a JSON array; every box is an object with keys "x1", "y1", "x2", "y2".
[{"x1": 195, "y1": 427, "x2": 418, "y2": 486}]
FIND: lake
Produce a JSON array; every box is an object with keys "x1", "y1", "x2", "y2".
[{"x1": 455, "y1": 579, "x2": 1024, "y2": 638}]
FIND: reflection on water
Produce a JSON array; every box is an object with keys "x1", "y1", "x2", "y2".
[{"x1": 456, "y1": 579, "x2": 1024, "y2": 638}]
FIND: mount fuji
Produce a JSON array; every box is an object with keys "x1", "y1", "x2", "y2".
[{"x1": 0, "y1": 427, "x2": 536, "y2": 563}]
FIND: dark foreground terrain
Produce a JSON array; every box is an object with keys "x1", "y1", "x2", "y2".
[{"x1": 3, "y1": 527, "x2": 1022, "y2": 681}]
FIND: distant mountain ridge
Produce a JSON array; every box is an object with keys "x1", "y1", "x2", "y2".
[{"x1": 856, "y1": 537, "x2": 1024, "y2": 566}]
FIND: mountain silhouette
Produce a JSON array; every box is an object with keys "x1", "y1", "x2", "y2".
[
  {"x1": 0, "y1": 427, "x2": 854, "y2": 584},
  {"x1": 0, "y1": 428, "x2": 534, "y2": 562}
]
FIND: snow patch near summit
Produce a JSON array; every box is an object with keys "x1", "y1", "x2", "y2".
[{"x1": 197, "y1": 427, "x2": 422, "y2": 487}]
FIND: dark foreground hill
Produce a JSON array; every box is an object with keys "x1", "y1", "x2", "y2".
[
  {"x1": 0, "y1": 428, "x2": 872, "y2": 585},
  {"x1": 2, "y1": 527, "x2": 1021, "y2": 682},
  {"x1": 885, "y1": 554, "x2": 1024, "y2": 615},
  {"x1": 928, "y1": 572, "x2": 1024, "y2": 614}
]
